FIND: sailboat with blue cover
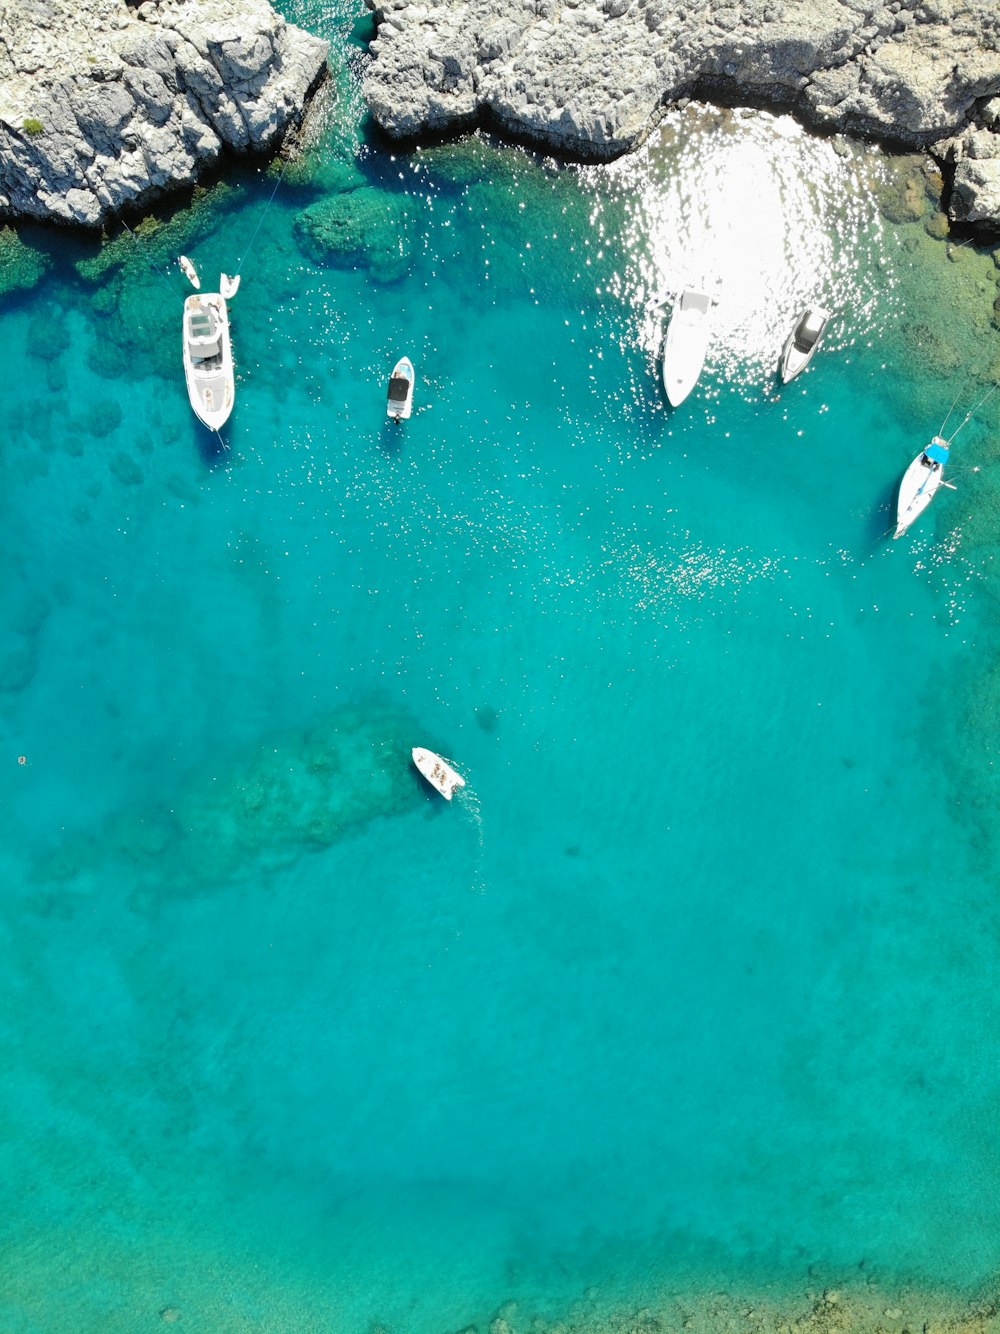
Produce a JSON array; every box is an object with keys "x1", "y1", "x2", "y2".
[{"x1": 893, "y1": 436, "x2": 949, "y2": 539}]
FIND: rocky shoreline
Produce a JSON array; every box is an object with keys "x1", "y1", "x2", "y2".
[
  {"x1": 1, "y1": 0, "x2": 998, "y2": 235},
  {"x1": 0, "y1": 0, "x2": 328, "y2": 228},
  {"x1": 361, "y1": 0, "x2": 1000, "y2": 234}
]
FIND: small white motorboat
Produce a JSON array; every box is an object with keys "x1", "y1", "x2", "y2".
[
  {"x1": 179, "y1": 255, "x2": 200, "y2": 290},
  {"x1": 894, "y1": 436, "x2": 950, "y2": 539},
  {"x1": 182, "y1": 288, "x2": 235, "y2": 430},
  {"x1": 780, "y1": 306, "x2": 830, "y2": 383},
  {"x1": 662, "y1": 288, "x2": 715, "y2": 406},
  {"x1": 412, "y1": 747, "x2": 465, "y2": 800},
  {"x1": 387, "y1": 356, "x2": 415, "y2": 420}
]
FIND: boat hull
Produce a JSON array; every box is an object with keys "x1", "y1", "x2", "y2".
[
  {"x1": 183, "y1": 293, "x2": 235, "y2": 431},
  {"x1": 662, "y1": 293, "x2": 712, "y2": 406},
  {"x1": 387, "y1": 357, "x2": 415, "y2": 420},
  {"x1": 894, "y1": 446, "x2": 947, "y2": 538},
  {"x1": 780, "y1": 339, "x2": 812, "y2": 383},
  {"x1": 412, "y1": 747, "x2": 465, "y2": 800},
  {"x1": 779, "y1": 308, "x2": 829, "y2": 384}
]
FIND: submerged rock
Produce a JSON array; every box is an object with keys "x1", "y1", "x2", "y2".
[
  {"x1": 876, "y1": 163, "x2": 931, "y2": 225},
  {"x1": 294, "y1": 189, "x2": 414, "y2": 283},
  {"x1": 31, "y1": 701, "x2": 428, "y2": 890},
  {"x1": 109, "y1": 452, "x2": 144, "y2": 485},
  {"x1": 0, "y1": 227, "x2": 50, "y2": 300},
  {"x1": 0, "y1": 0, "x2": 329, "y2": 228},
  {"x1": 89, "y1": 401, "x2": 125, "y2": 439},
  {"x1": 167, "y1": 704, "x2": 429, "y2": 880},
  {"x1": 26, "y1": 312, "x2": 71, "y2": 361}
]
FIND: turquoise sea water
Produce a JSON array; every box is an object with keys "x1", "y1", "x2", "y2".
[{"x1": 3, "y1": 7, "x2": 1000, "y2": 1330}]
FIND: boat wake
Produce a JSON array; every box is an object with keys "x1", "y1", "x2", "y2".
[{"x1": 456, "y1": 782, "x2": 486, "y2": 892}]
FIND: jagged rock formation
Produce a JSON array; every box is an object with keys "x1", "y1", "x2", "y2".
[
  {"x1": 0, "y1": 0, "x2": 329, "y2": 227},
  {"x1": 362, "y1": 0, "x2": 1000, "y2": 232},
  {"x1": 943, "y1": 99, "x2": 1000, "y2": 229}
]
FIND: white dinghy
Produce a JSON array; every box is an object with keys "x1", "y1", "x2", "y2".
[
  {"x1": 179, "y1": 255, "x2": 200, "y2": 290},
  {"x1": 182, "y1": 280, "x2": 235, "y2": 431},
  {"x1": 780, "y1": 306, "x2": 830, "y2": 383},
  {"x1": 662, "y1": 288, "x2": 715, "y2": 406},
  {"x1": 894, "y1": 436, "x2": 950, "y2": 539},
  {"x1": 387, "y1": 356, "x2": 415, "y2": 420},
  {"x1": 412, "y1": 747, "x2": 465, "y2": 800}
]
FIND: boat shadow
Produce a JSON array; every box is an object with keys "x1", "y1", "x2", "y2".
[
  {"x1": 193, "y1": 423, "x2": 231, "y2": 468},
  {"x1": 862, "y1": 479, "x2": 898, "y2": 548},
  {"x1": 377, "y1": 419, "x2": 407, "y2": 457}
]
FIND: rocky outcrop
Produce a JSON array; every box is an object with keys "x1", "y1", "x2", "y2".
[
  {"x1": 362, "y1": 0, "x2": 1000, "y2": 230},
  {"x1": 0, "y1": 0, "x2": 329, "y2": 227},
  {"x1": 941, "y1": 101, "x2": 1000, "y2": 233}
]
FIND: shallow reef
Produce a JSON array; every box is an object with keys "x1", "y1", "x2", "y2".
[
  {"x1": 73, "y1": 185, "x2": 235, "y2": 291},
  {"x1": 72, "y1": 185, "x2": 240, "y2": 384},
  {"x1": 294, "y1": 187, "x2": 415, "y2": 283},
  {"x1": 25, "y1": 309, "x2": 70, "y2": 361},
  {"x1": 170, "y1": 702, "x2": 425, "y2": 877},
  {"x1": 30, "y1": 699, "x2": 427, "y2": 895},
  {"x1": 483, "y1": 1285, "x2": 1000, "y2": 1334},
  {"x1": 0, "y1": 225, "x2": 50, "y2": 301},
  {"x1": 875, "y1": 155, "x2": 942, "y2": 227},
  {"x1": 868, "y1": 217, "x2": 1000, "y2": 429}
]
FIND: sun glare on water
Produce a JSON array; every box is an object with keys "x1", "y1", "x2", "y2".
[{"x1": 600, "y1": 106, "x2": 888, "y2": 390}]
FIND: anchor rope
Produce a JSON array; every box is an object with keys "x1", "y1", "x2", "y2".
[
  {"x1": 938, "y1": 373, "x2": 973, "y2": 438},
  {"x1": 234, "y1": 153, "x2": 291, "y2": 278},
  {"x1": 946, "y1": 381, "x2": 999, "y2": 445}
]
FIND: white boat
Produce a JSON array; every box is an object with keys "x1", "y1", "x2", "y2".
[
  {"x1": 894, "y1": 436, "x2": 950, "y2": 539},
  {"x1": 179, "y1": 255, "x2": 200, "y2": 290},
  {"x1": 182, "y1": 289, "x2": 234, "y2": 430},
  {"x1": 387, "y1": 356, "x2": 415, "y2": 420},
  {"x1": 780, "y1": 306, "x2": 830, "y2": 383},
  {"x1": 412, "y1": 747, "x2": 465, "y2": 800},
  {"x1": 662, "y1": 289, "x2": 714, "y2": 406}
]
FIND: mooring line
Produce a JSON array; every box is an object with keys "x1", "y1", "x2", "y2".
[
  {"x1": 119, "y1": 217, "x2": 185, "y2": 298},
  {"x1": 234, "y1": 153, "x2": 291, "y2": 278}
]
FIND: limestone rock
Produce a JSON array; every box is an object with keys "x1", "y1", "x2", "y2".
[
  {"x1": 0, "y1": 0, "x2": 330, "y2": 227},
  {"x1": 362, "y1": 0, "x2": 1000, "y2": 231},
  {"x1": 947, "y1": 128, "x2": 1000, "y2": 232}
]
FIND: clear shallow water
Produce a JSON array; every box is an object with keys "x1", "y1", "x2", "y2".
[{"x1": 3, "y1": 9, "x2": 1000, "y2": 1330}]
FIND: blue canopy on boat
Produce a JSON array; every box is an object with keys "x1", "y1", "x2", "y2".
[{"x1": 925, "y1": 441, "x2": 949, "y2": 464}]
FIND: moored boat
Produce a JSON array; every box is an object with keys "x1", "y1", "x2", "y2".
[
  {"x1": 412, "y1": 747, "x2": 465, "y2": 800},
  {"x1": 387, "y1": 356, "x2": 415, "y2": 420},
  {"x1": 662, "y1": 288, "x2": 714, "y2": 406},
  {"x1": 780, "y1": 306, "x2": 829, "y2": 383},
  {"x1": 894, "y1": 436, "x2": 950, "y2": 539},
  {"x1": 182, "y1": 286, "x2": 235, "y2": 431},
  {"x1": 179, "y1": 255, "x2": 200, "y2": 290}
]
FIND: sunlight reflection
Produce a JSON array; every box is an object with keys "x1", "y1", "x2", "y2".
[{"x1": 601, "y1": 105, "x2": 889, "y2": 392}]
